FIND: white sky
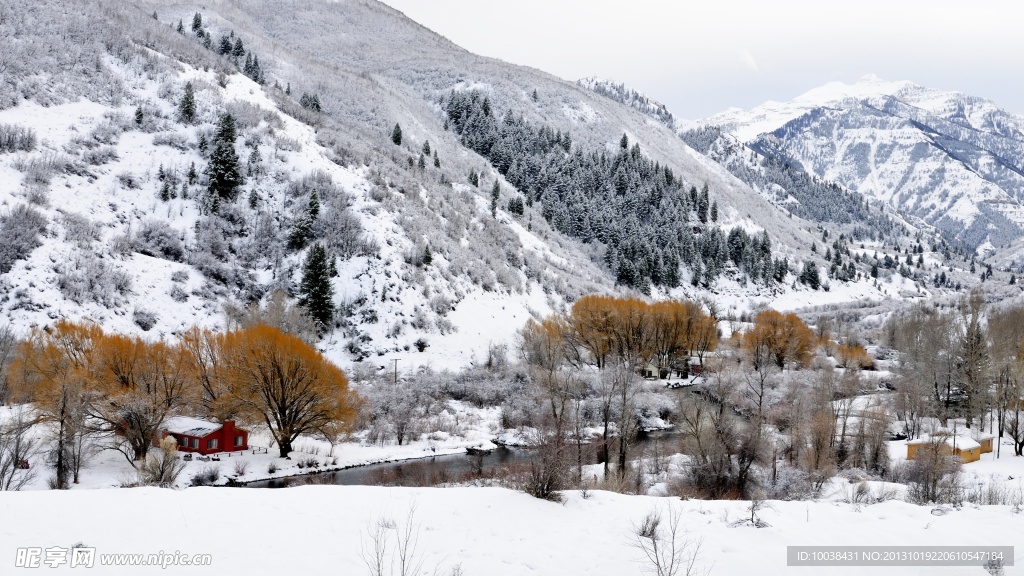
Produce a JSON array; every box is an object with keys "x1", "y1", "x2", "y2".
[{"x1": 379, "y1": 0, "x2": 1024, "y2": 119}]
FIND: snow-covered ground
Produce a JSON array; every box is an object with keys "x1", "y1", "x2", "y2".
[{"x1": 1, "y1": 485, "x2": 1021, "y2": 575}]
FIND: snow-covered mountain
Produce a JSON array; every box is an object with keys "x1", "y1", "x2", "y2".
[
  {"x1": 0, "y1": 1, "x2": 797, "y2": 368},
  {"x1": 699, "y1": 75, "x2": 1024, "y2": 248},
  {"x1": 2, "y1": 1, "x2": 981, "y2": 375}
]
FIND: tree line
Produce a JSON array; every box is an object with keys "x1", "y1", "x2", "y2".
[
  {"x1": 3, "y1": 320, "x2": 359, "y2": 489},
  {"x1": 445, "y1": 90, "x2": 788, "y2": 292}
]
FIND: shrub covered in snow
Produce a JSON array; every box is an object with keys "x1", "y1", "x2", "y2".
[
  {"x1": 0, "y1": 204, "x2": 47, "y2": 273},
  {"x1": 0, "y1": 123, "x2": 37, "y2": 153},
  {"x1": 132, "y1": 308, "x2": 158, "y2": 331},
  {"x1": 132, "y1": 220, "x2": 185, "y2": 262},
  {"x1": 55, "y1": 252, "x2": 133, "y2": 307}
]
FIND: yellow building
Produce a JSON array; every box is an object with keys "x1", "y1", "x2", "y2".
[
  {"x1": 972, "y1": 433, "x2": 995, "y2": 454},
  {"x1": 906, "y1": 434, "x2": 982, "y2": 464}
]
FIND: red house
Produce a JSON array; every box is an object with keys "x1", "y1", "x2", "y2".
[{"x1": 158, "y1": 417, "x2": 249, "y2": 455}]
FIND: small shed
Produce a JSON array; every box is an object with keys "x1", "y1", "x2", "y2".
[
  {"x1": 971, "y1": 432, "x2": 995, "y2": 454},
  {"x1": 158, "y1": 417, "x2": 248, "y2": 455},
  {"x1": 907, "y1": 434, "x2": 981, "y2": 464}
]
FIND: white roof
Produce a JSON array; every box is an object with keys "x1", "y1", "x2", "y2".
[
  {"x1": 163, "y1": 417, "x2": 222, "y2": 437},
  {"x1": 907, "y1": 434, "x2": 981, "y2": 451}
]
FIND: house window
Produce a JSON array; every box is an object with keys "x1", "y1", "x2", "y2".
[
  {"x1": 208, "y1": 438, "x2": 219, "y2": 450},
  {"x1": 177, "y1": 436, "x2": 187, "y2": 447},
  {"x1": 190, "y1": 438, "x2": 199, "y2": 449},
  {"x1": 234, "y1": 435, "x2": 243, "y2": 447}
]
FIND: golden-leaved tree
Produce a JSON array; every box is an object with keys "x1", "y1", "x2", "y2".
[
  {"x1": 743, "y1": 310, "x2": 814, "y2": 369},
  {"x1": 91, "y1": 333, "x2": 194, "y2": 463},
  {"x1": 11, "y1": 320, "x2": 102, "y2": 487},
  {"x1": 223, "y1": 325, "x2": 361, "y2": 457}
]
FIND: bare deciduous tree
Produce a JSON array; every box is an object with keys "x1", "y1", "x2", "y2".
[
  {"x1": 632, "y1": 506, "x2": 706, "y2": 576},
  {"x1": 0, "y1": 407, "x2": 37, "y2": 491}
]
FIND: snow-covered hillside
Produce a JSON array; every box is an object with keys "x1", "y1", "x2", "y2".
[
  {"x1": 0, "y1": 0, "x2": 885, "y2": 374},
  {"x1": 699, "y1": 75, "x2": 1024, "y2": 248}
]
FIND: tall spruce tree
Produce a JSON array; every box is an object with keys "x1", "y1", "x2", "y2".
[
  {"x1": 299, "y1": 243, "x2": 334, "y2": 334},
  {"x1": 288, "y1": 192, "x2": 319, "y2": 249},
  {"x1": 490, "y1": 180, "x2": 500, "y2": 218},
  {"x1": 191, "y1": 12, "x2": 202, "y2": 33},
  {"x1": 391, "y1": 123, "x2": 403, "y2": 145},
  {"x1": 178, "y1": 82, "x2": 196, "y2": 123},
  {"x1": 206, "y1": 114, "x2": 242, "y2": 200}
]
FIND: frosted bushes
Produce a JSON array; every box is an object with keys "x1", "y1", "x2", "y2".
[
  {"x1": 151, "y1": 132, "x2": 189, "y2": 150},
  {"x1": 316, "y1": 209, "x2": 375, "y2": 259},
  {"x1": 132, "y1": 308, "x2": 158, "y2": 331},
  {"x1": 55, "y1": 252, "x2": 133, "y2": 307},
  {"x1": 0, "y1": 204, "x2": 47, "y2": 274},
  {"x1": 132, "y1": 220, "x2": 185, "y2": 262},
  {"x1": 61, "y1": 212, "x2": 101, "y2": 247},
  {"x1": 12, "y1": 152, "x2": 78, "y2": 185},
  {"x1": 81, "y1": 145, "x2": 119, "y2": 166},
  {"x1": 0, "y1": 124, "x2": 37, "y2": 153}
]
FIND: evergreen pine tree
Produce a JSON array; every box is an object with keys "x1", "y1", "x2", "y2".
[
  {"x1": 423, "y1": 244, "x2": 432, "y2": 266},
  {"x1": 491, "y1": 180, "x2": 500, "y2": 218},
  {"x1": 329, "y1": 256, "x2": 338, "y2": 278},
  {"x1": 433, "y1": 152, "x2": 440, "y2": 168},
  {"x1": 232, "y1": 38, "x2": 245, "y2": 60},
  {"x1": 179, "y1": 82, "x2": 196, "y2": 123},
  {"x1": 248, "y1": 190, "x2": 259, "y2": 209},
  {"x1": 215, "y1": 112, "x2": 237, "y2": 143},
  {"x1": 299, "y1": 243, "x2": 334, "y2": 334},
  {"x1": 218, "y1": 35, "x2": 232, "y2": 55},
  {"x1": 417, "y1": 154, "x2": 426, "y2": 170},
  {"x1": 799, "y1": 261, "x2": 821, "y2": 289},
  {"x1": 134, "y1": 106, "x2": 144, "y2": 125},
  {"x1": 176, "y1": 19, "x2": 184, "y2": 34},
  {"x1": 187, "y1": 162, "x2": 197, "y2": 185},
  {"x1": 391, "y1": 123, "x2": 403, "y2": 145},
  {"x1": 191, "y1": 12, "x2": 202, "y2": 33},
  {"x1": 308, "y1": 190, "x2": 320, "y2": 221},
  {"x1": 205, "y1": 114, "x2": 242, "y2": 200},
  {"x1": 422, "y1": 141, "x2": 431, "y2": 156},
  {"x1": 251, "y1": 55, "x2": 263, "y2": 84},
  {"x1": 202, "y1": 33, "x2": 212, "y2": 50},
  {"x1": 469, "y1": 169, "x2": 479, "y2": 187},
  {"x1": 1011, "y1": 274, "x2": 1017, "y2": 285},
  {"x1": 159, "y1": 180, "x2": 171, "y2": 202},
  {"x1": 619, "y1": 133, "x2": 629, "y2": 149},
  {"x1": 710, "y1": 200, "x2": 718, "y2": 222},
  {"x1": 285, "y1": 82, "x2": 291, "y2": 96}
]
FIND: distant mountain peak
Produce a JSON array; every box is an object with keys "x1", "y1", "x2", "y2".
[
  {"x1": 699, "y1": 77, "x2": 1024, "y2": 248},
  {"x1": 793, "y1": 75, "x2": 919, "y2": 106}
]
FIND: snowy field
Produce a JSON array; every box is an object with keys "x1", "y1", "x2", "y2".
[{"x1": 1, "y1": 485, "x2": 1021, "y2": 575}]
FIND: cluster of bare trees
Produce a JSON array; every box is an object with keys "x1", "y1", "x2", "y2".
[
  {"x1": 888, "y1": 291, "x2": 1024, "y2": 456},
  {"x1": 518, "y1": 296, "x2": 719, "y2": 497},
  {"x1": 1, "y1": 319, "x2": 360, "y2": 489}
]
